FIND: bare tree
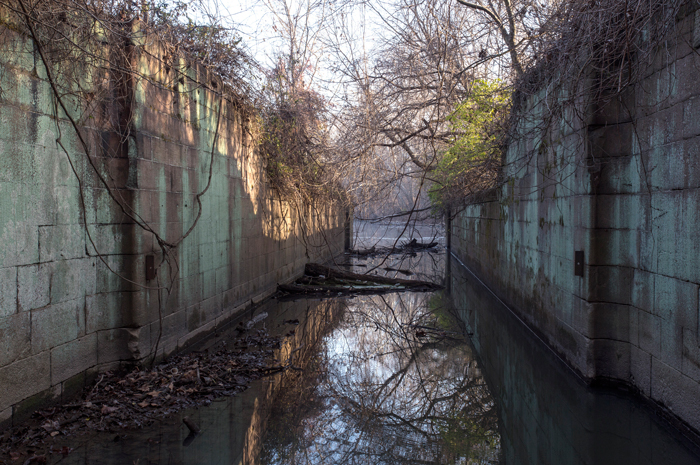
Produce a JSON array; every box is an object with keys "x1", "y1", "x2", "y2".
[
  {"x1": 328, "y1": 0, "x2": 685, "y2": 220},
  {"x1": 328, "y1": 0, "x2": 510, "y2": 217},
  {"x1": 453, "y1": 0, "x2": 560, "y2": 77}
]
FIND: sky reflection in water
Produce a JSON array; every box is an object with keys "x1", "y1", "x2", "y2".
[{"x1": 259, "y1": 248, "x2": 500, "y2": 465}]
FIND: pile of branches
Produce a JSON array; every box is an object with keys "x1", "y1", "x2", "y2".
[
  {"x1": 277, "y1": 262, "x2": 443, "y2": 299},
  {"x1": 0, "y1": 329, "x2": 282, "y2": 461}
]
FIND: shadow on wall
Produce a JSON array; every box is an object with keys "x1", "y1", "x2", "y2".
[
  {"x1": 446, "y1": 254, "x2": 700, "y2": 465},
  {"x1": 0, "y1": 21, "x2": 346, "y2": 428}
]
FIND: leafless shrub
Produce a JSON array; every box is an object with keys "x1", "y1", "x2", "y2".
[
  {"x1": 505, "y1": 0, "x2": 685, "y2": 183},
  {"x1": 259, "y1": 60, "x2": 346, "y2": 206}
]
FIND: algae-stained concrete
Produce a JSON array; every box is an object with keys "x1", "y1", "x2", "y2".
[
  {"x1": 451, "y1": 4, "x2": 700, "y2": 434},
  {"x1": 446, "y1": 255, "x2": 700, "y2": 465},
  {"x1": 0, "y1": 26, "x2": 345, "y2": 426}
]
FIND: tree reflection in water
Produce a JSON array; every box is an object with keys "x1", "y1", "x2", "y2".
[{"x1": 260, "y1": 251, "x2": 500, "y2": 464}]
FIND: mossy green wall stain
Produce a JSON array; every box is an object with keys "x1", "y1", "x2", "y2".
[
  {"x1": 450, "y1": 3, "x2": 700, "y2": 432},
  {"x1": 0, "y1": 23, "x2": 345, "y2": 424}
]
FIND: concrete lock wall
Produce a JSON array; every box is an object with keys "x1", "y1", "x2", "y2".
[
  {"x1": 451, "y1": 4, "x2": 700, "y2": 433},
  {"x1": 0, "y1": 22, "x2": 345, "y2": 426}
]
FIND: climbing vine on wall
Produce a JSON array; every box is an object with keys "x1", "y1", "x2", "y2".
[{"x1": 0, "y1": 0, "x2": 258, "y2": 363}]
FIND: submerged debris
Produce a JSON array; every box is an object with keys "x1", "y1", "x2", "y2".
[
  {"x1": 0, "y1": 328, "x2": 283, "y2": 461},
  {"x1": 277, "y1": 263, "x2": 443, "y2": 298},
  {"x1": 401, "y1": 238, "x2": 439, "y2": 250},
  {"x1": 382, "y1": 266, "x2": 413, "y2": 276},
  {"x1": 182, "y1": 417, "x2": 201, "y2": 435}
]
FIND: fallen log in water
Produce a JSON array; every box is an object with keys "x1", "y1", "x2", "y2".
[
  {"x1": 304, "y1": 263, "x2": 440, "y2": 286},
  {"x1": 347, "y1": 239, "x2": 439, "y2": 258},
  {"x1": 401, "y1": 238, "x2": 439, "y2": 250},
  {"x1": 277, "y1": 263, "x2": 443, "y2": 298}
]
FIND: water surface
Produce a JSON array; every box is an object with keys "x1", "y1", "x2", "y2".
[{"x1": 54, "y1": 223, "x2": 700, "y2": 464}]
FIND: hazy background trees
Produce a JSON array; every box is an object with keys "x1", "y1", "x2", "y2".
[{"x1": 328, "y1": 0, "x2": 495, "y2": 218}]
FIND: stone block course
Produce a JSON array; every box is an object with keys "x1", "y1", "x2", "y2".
[
  {"x1": 38, "y1": 224, "x2": 85, "y2": 263},
  {"x1": 31, "y1": 299, "x2": 85, "y2": 354},
  {"x1": 0, "y1": 267, "x2": 17, "y2": 318},
  {"x1": 658, "y1": 316, "x2": 685, "y2": 372},
  {"x1": 0, "y1": 140, "x2": 38, "y2": 184},
  {"x1": 133, "y1": 157, "x2": 159, "y2": 191},
  {"x1": 591, "y1": 303, "x2": 633, "y2": 343},
  {"x1": 87, "y1": 224, "x2": 141, "y2": 257},
  {"x1": 48, "y1": 258, "x2": 95, "y2": 305},
  {"x1": 86, "y1": 292, "x2": 129, "y2": 334},
  {"x1": 653, "y1": 274, "x2": 698, "y2": 323},
  {"x1": 97, "y1": 326, "x2": 151, "y2": 364},
  {"x1": 590, "y1": 229, "x2": 639, "y2": 268},
  {"x1": 0, "y1": 352, "x2": 50, "y2": 413},
  {"x1": 0, "y1": 407, "x2": 10, "y2": 428},
  {"x1": 0, "y1": 312, "x2": 30, "y2": 367},
  {"x1": 594, "y1": 194, "x2": 644, "y2": 230},
  {"x1": 588, "y1": 266, "x2": 634, "y2": 306},
  {"x1": 630, "y1": 345, "x2": 652, "y2": 396},
  {"x1": 85, "y1": 187, "x2": 135, "y2": 225},
  {"x1": 50, "y1": 334, "x2": 97, "y2": 385},
  {"x1": 637, "y1": 310, "x2": 662, "y2": 359},
  {"x1": 151, "y1": 309, "x2": 187, "y2": 344},
  {"x1": 651, "y1": 358, "x2": 700, "y2": 431},
  {"x1": 681, "y1": 328, "x2": 700, "y2": 381},
  {"x1": 631, "y1": 269, "x2": 655, "y2": 314},
  {"x1": 0, "y1": 200, "x2": 40, "y2": 270},
  {"x1": 593, "y1": 338, "x2": 631, "y2": 380},
  {"x1": 17, "y1": 263, "x2": 50, "y2": 312},
  {"x1": 94, "y1": 255, "x2": 142, "y2": 294}
]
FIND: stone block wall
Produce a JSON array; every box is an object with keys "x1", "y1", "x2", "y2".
[
  {"x1": 0, "y1": 23, "x2": 345, "y2": 427},
  {"x1": 451, "y1": 3, "x2": 700, "y2": 433}
]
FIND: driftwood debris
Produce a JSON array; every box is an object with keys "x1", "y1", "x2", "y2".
[
  {"x1": 348, "y1": 239, "x2": 439, "y2": 258},
  {"x1": 277, "y1": 263, "x2": 443, "y2": 298},
  {"x1": 402, "y1": 238, "x2": 439, "y2": 250},
  {"x1": 183, "y1": 417, "x2": 201, "y2": 435}
]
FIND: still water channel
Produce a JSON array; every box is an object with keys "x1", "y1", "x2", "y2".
[{"x1": 56, "y1": 223, "x2": 700, "y2": 464}]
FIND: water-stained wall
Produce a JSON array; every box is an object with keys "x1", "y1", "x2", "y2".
[
  {"x1": 0, "y1": 22, "x2": 345, "y2": 427},
  {"x1": 451, "y1": 4, "x2": 700, "y2": 434},
  {"x1": 446, "y1": 256, "x2": 700, "y2": 465}
]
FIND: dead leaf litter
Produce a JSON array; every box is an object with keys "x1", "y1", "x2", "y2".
[{"x1": 0, "y1": 328, "x2": 282, "y2": 461}]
